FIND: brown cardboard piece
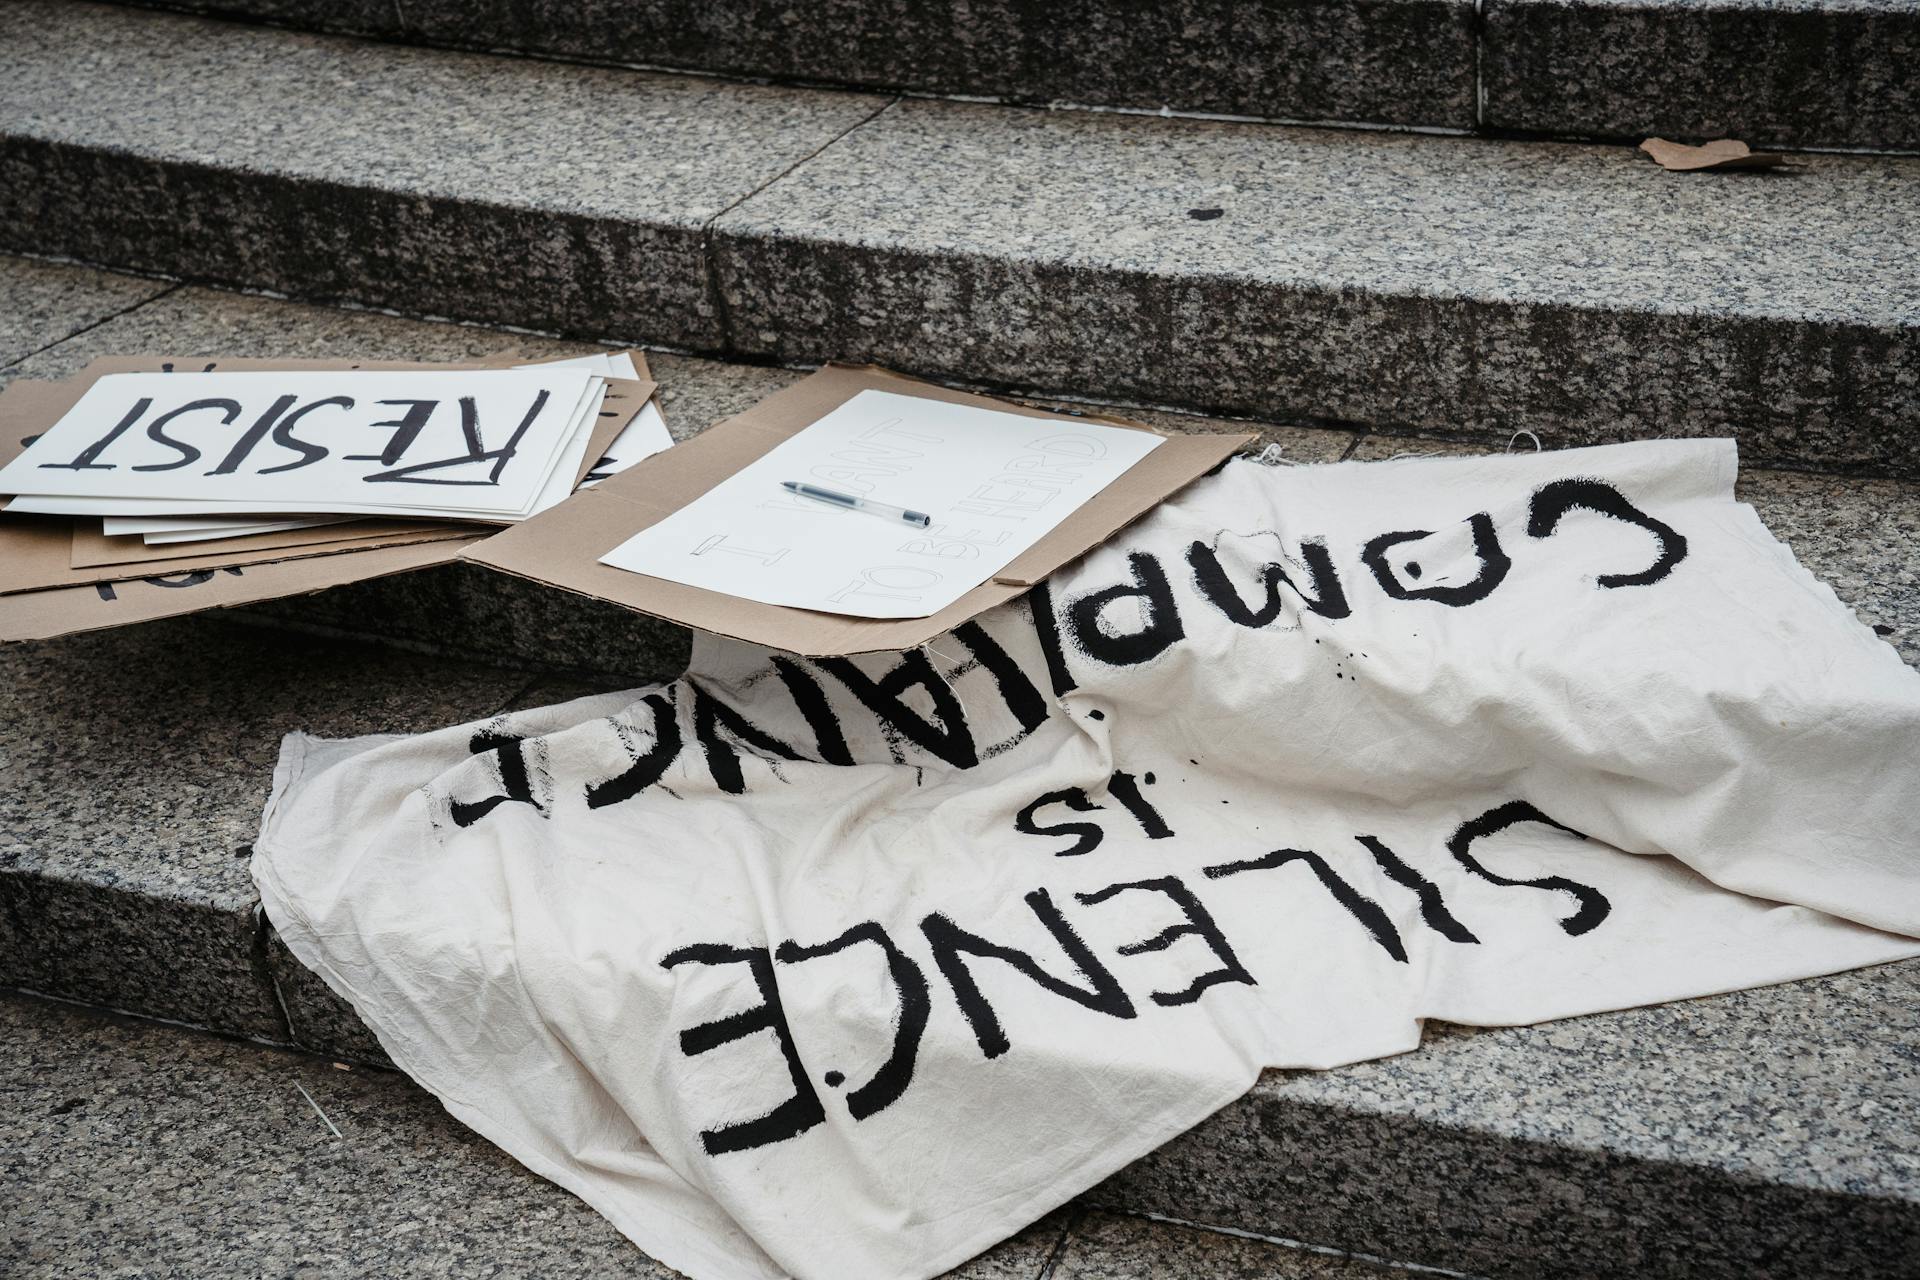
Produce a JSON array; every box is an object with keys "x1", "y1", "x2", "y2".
[
  {"x1": 0, "y1": 350, "x2": 655, "y2": 638},
  {"x1": 466, "y1": 365, "x2": 1252, "y2": 656},
  {"x1": 0, "y1": 537, "x2": 475, "y2": 643},
  {"x1": 3, "y1": 510, "x2": 473, "y2": 597}
]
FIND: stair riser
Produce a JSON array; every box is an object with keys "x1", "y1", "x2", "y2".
[
  {"x1": 111, "y1": 0, "x2": 1920, "y2": 152},
  {"x1": 0, "y1": 874, "x2": 285, "y2": 1040},
  {"x1": 122, "y1": 0, "x2": 1478, "y2": 130},
  {"x1": 6, "y1": 137, "x2": 1916, "y2": 478},
  {"x1": 1097, "y1": 1101, "x2": 1920, "y2": 1280},
  {"x1": 0, "y1": 139, "x2": 723, "y2": 350},
  {"x1": 716, "y1": 240, "x2": 1920, "y2": 477},
  {"x1": 234, "y1": 562, "x2": 693, "y2": 684},
  {"x1": 1483, "y1": 2, "x2": 1920, "y2": 152}
]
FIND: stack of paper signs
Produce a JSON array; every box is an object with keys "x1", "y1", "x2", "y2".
[{"x1": 0, "y1": 349, "x2": 670, "y2": 643}]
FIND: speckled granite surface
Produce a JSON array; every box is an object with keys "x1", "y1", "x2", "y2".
[
  {"x1": 121, "y1": 0, "x2": 1477, "y2": 129},
  {"x1": 0, "y1": 278, "x2": 588, "y2": 386},
  {"x1": 1097, "y1": 960, "x2": 1920, "y2": 1278},
  {"x1": 4, "y1": 257, "x2": 1919, "y2": 1276},
  {"x1": 0, "y1": 1, "x2": 882, "y2": 347},
  {"x1": 5, "y1": 7, "x2": 1917, "y2": 471},
  {"x1": 0, "y1": 618, "x2": 533, "y2": 1035},
  {"x1": 0, "y1": 991, "x2": 1122, "y2": 1279},
  {"x1": 0, "y1": 256, "x2": 170, "y2": 369},
  {"x1": 1053, "y1": 1212, "x2": 1405, "y2": 1279},
  {"x1": 713, "y1": 97, "x2": 1920, "y2": 473},
  {"x1": 1484, "y1": 0, "x2": 1920, "y2": 151}
]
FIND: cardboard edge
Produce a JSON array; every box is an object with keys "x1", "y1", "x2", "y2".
[{"x1": 462, "y1": 363, "x2": 1254, "y2": 654}]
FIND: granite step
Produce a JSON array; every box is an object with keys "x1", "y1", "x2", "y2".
[
  {"x1": 5, "y1": 258, "x2": 1920, "y2": 1278},
  {"x1": 111, "y1": 0, "x2": 1920, "y2": 151},
  {"x1": 7, "y1": 611, "x2": 1916, "y2": 1279},
  {"x1": 4, "y1": 991, "x2": 1421, "y2": 1280},
  {"x1": 4, "y1": 4, "x2": 1918, "y2": 475},
  {"x1": 1482, "y1": 0, "x2": 1920, "y2": 152}
]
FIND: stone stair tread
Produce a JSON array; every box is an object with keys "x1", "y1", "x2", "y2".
[
  {"x1": 0, "y1": 254, "x2": 170, "y2": 366},
  {"x1": 0, "y1": 991, "x2": 1404, "y2": 1279},
  {"x1": 3, "y1": 254, "x2": 1919, "y2": 1277},
  {"x1": 0, "y1": 616, "x2": 539, "y2": 1037},
  {"x1": 1482, "y1": 0, "x2": 1920, "y2": 150},
  {"x1": 4, "y1": 4, "x2": 1917, "y2": 471},
  {"x1": 0, "y1": 0, "x2": 883, "y2": 353},
  {"x1": 2, "y1": 2, "x2": 881, "y2": 227},
  {"x1": 713, "y1": 97, "x2": 1912, "y2": 329},
  {"x1": 113, "y1": 0, "x2": 1920, "y2": 149}
]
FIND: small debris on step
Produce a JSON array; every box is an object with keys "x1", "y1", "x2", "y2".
[{"x1": 1639, "y1": 137, "x2": 1790, "y2": 172}]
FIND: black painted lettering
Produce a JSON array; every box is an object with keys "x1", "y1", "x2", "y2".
[
  {"x1": 1362, "y1": 513, "x2": 1511, "y2": 607},
  {"x1": 362, "y1": 390, "x2": 548, "y2": 486},
  {"x1": 775, "y1": 923, "x2": 929, "y2": 1121},
  {"x1": 921, "y1": 889, "x2": 1136, "y2": 1059},
  {"x1": 449, "y1": 729, "x2": 541, "y2": 828},
  {"x1": 206, "y1": 394, "x2": 296, "y2": 476},
  {"x1": 769, "y1": 657, "x2": 855, "y2": 767},
  {"x1": 1204, "y1": 847, "x2": 1409, "y2": 963},
  {"x1": 952, "y1": 620, "x2": 1050, "y2": 736},
  {"x1": 260, "y1": 395, "x2": 351, "y2": 473},
  {"x1": 40, "y1": 398, "x2": 150, "y2": 472},
  {"x1": 1187, "y1": 535, "x2": 1351, "y2": 625},
  {"x1": 814, "y1": 650, "x2": 978, "y2": 769},
  {"x1": 1447, "y1": 800, "x2": 1609, "y2": 936},
  {"x1": 584, "y1": 693, "x2": 683, "y2": 809},
  {"x1": 1026, "y1": 582, "x2": 1079, "y2": 696},
  {"x1": 1527, "y1": 477, "x2": 1688, "y2": 588},
  {"x1": 661, "y1": 942, "x2": 824, "y2": 1156},
  {"x1": 1106, "y1": 771, "x2": 1173, "y2": 839},
  {"x1": 1353, "y1": 835, "x2": 1479, "y2": 944},
  {"x1": 1014, "y1": 788, "x2": 1106, "y2": 857},
  {"x1": 1065, "y1": 552, "x2": 1186, "y2": 667},
  {"x1": 346, "y1": 399, "x2": 438, "y2": 467},
  {"x1": 1076, "y1": 876, "x2": 1254, "y2": 1007},
  {"x1": 134, "y1": 398, "x2": 242, "y2": 472},
  {"x1": 692, "y1": 683, "x2": 806, "y2": 795}
]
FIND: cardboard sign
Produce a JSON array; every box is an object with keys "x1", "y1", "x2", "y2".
[
  {"x1": 598, "y1": 389, "x2": 1166, "y2": 619},
  {"x1": 467, "y1": 366, "x2": 1252, "y2": 654},
  {"x1": 0, "y1": 351, "x2": 658, "y2": 642}
]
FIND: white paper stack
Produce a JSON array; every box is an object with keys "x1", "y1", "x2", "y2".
[
  {"x1": 522, "y1": 351, "x2": 672, "y2": 491},
  {"x1": 0, "y1": 354, "x2": 671, "y2": 547}
]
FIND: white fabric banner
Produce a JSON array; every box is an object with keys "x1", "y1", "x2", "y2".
[{"x1": 255, "y1": 441, "x2": 1920, "y2": 1280}]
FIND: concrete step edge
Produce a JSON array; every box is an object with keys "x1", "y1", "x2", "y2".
[
  {"x1": 100, "y1": 0, "x2": 1920, "y2": 152},
  {"x1": 3, "y1": 3, "x2": 1917, "y2": 475},
  {"x1": 4, "y1": 257, "x2": 1918, "y2": 1280}
]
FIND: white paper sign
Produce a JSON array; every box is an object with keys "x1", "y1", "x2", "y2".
[
  {"x1": 583, "y1": 401, "x2": 673, "y2": 486},
  {"x1": 103, "y1": 515, "x2": 351, "y2": 539},
  {"x1": 515, "y1": 352, "x2": 672, "y2": 487},
  {"x1": 0, "y1": 369, "x2": 598, "y2": 518},
  {"x1": 599, "y1": 390, "x2": 1164, "y2": 618}
]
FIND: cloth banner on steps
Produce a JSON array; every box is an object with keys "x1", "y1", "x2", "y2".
[{"x1": 254, "y1": 439, "x2": 1920, "y2": 1280}]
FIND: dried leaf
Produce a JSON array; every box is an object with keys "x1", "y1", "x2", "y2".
[{"x1": 1639, "y1": 137, "x2": 1790, "y2": 172}]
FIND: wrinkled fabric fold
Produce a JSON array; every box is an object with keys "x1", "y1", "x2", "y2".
[{"x1": 257, "y1": 442, "x2": 1920, "y2": 1280}]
